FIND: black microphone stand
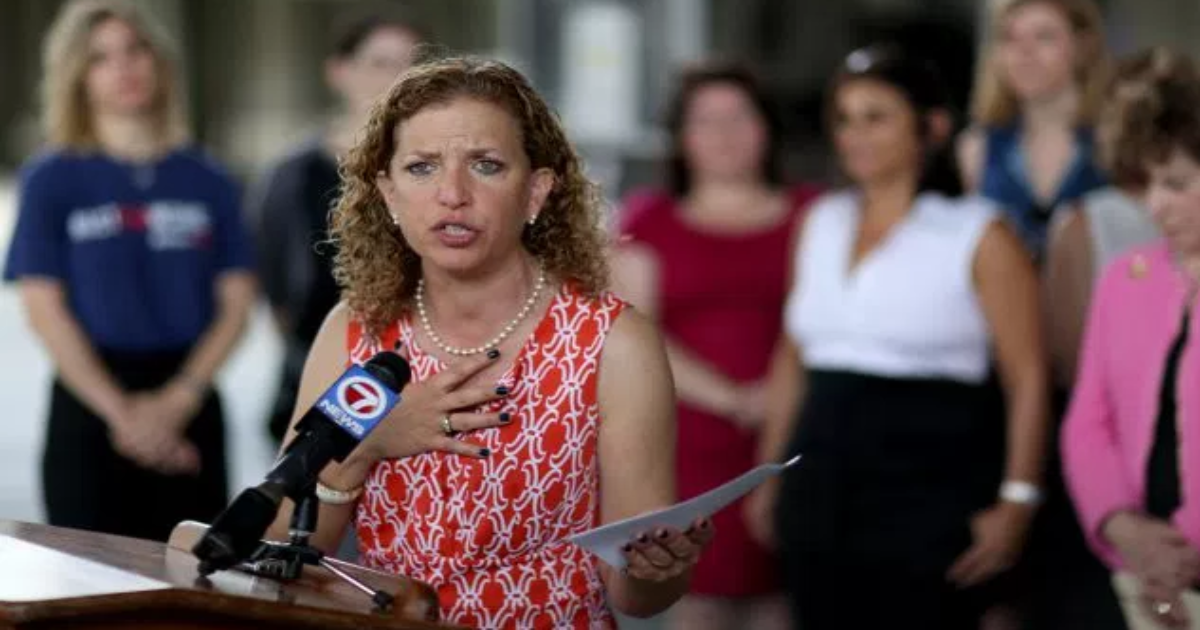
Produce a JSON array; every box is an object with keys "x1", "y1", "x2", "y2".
[{"x1": 230, "y1": 485, "x2": 395, "y2": 611}]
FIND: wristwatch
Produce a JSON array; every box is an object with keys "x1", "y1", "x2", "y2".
[{"x1": 999, "y1": 480, "x2": 1044, "y2": 506}]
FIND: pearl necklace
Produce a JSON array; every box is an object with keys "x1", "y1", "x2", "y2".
[{"x1": 415, "y1": 267, "x2": 547, "y2": 357}]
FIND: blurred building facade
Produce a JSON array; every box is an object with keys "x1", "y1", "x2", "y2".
[{"x1": 0, "y1": 0, "x2": 1197, "y2": 195}]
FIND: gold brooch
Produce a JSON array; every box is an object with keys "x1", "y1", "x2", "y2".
[{"x1": 1129, "y1": 254, "x2": 1148, "y2": 279}]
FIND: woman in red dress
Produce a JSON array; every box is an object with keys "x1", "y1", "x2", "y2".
[
  {"x1": 614, "y1": 60, "x2": 819, "y2": 630},
  {"x1": 267, "y1": 57, "x2": 714, "y2": 629}
]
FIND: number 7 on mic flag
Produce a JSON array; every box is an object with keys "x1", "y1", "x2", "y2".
[{"x1": 314, "y1": 365, "x2": 400, "y2": 440}]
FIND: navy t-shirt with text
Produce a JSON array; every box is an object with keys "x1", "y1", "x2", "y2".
[{"x1": 3, "y1": 148, "x2": 255, "y2": 351}]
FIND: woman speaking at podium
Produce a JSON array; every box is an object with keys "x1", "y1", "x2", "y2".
[{"x1": 269, "y1": 57, "x2": 714, "y2": 628}]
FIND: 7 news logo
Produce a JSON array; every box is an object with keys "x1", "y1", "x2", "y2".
[{"x1": 315, "y1": 366, "x2": 399, "y2": 439}]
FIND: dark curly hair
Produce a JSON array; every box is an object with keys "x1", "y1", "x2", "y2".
[
  {"x1": 329, "y1": 56, "x2": 610, "y2": 335},
  {"x1": 1105, "y1": 47, "x2": 1200, "y2": 179},
  {"x1": 1099, "y1": 47, "x2": 1195, "y2": 187}
]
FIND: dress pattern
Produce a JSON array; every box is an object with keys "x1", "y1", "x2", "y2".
[{"x1": 348, "y1": 286, "x2": 625, "y2": 629}]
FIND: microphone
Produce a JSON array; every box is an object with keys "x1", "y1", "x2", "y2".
[{"x1": 193, "y1": 351, "x2": 412, "y2": 575}]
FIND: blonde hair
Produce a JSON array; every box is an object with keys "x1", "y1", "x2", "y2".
[
  {"x1": 41, "y1": 0, "x2": 190, "y2": 150},
  {"x1": 970, "y1": 0, "x2": 1109, "y2": 127},
  {"x1": 330, "y1": 56, "x2": 610, "y2": 335}
]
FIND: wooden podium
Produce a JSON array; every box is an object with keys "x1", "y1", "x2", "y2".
[{"x1": 0, "y1": 520, "x2": 448, "y2": 629}]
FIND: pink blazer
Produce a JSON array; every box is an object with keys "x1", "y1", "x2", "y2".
[{"x1": 1062, "y1": 241, "x2": 1200, "y2": 569}]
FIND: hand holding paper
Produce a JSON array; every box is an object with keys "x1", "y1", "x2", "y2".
[
  {"x1": 568, "y1": 456, "x2": 802, "y2": 570},
  {"x1": 620, "y1": 516, "x2": 716, "y2": 583}
]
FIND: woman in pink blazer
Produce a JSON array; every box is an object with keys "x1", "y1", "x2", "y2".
[{"x1": 1062, "y1": 53, "x2": 1200, "y2": 629}]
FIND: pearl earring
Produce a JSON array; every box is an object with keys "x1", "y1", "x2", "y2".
[{"x1": 528, "y1": 215, "x2": 538, "y2": 226}]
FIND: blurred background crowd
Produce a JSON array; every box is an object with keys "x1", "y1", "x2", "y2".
[{"x1": 2, "y1": 0, "x2": 1200, "y2": 629}]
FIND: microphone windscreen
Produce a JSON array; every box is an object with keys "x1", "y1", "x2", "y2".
[{"x1": 365, "y1": 352, "x2": 412, "y2": 392}]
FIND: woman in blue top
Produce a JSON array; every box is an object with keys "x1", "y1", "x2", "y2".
[
  {"x1": 957, "y1": 0, "x2": 1110, "y2": 260},
  {"x1": 3, "y1": 0, "x2": 256, "y2": 541}
]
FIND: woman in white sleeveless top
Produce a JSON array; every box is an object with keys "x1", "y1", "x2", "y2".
[{"x1": 747, "y1": 46, "x2": 1049, "y2": 630}]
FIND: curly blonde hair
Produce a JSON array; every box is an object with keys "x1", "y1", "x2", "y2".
[{"x1": 330, "y1": 56, "x2": 610, "y2": 335}]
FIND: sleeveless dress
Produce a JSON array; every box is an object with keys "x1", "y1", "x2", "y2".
[
  {"x1": 348, "y1": 285, "x2": 625, "y2": 629},
  {"x1": 778, "y1": 191, "x2": 1006, "y2": 630},
  {"x1": 618, "y1": 185, "x2": 819, "y2": 597},
  {"x1": 979, "y1": 125, "x2": 1107, "y2": 258}
]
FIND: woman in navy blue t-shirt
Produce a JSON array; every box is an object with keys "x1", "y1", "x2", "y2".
[{"x1": 3, "y1": 0, "x2": 256, "y2": 541}]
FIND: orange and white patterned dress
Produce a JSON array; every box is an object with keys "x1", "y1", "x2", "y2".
[{"x1": 348, "y1": 285, "x2": 625, "y2": 629}]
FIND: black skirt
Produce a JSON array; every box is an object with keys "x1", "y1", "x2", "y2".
[
  {"x1": 42, "y1": 348, "x2": 229, "y2": 542},
  {"x1": 776, "y1": 369, "x2": 1006, "y2": 630}
]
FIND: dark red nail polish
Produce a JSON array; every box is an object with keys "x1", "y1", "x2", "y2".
[
  {"x1": 621, "y1": 544, "x2": 632, "y2": 553},
  {"x1": 657, "y1": 529, "x2": 669, "y2": 540},
  {"x1": 479, "y1": 448, "x2": 491, "y2": 458},
  {"x1": 393, "y1": 340, "x2": 403, "y2": 351},
  {"x1": 487, "y1": 348, "x2": 500, "y2": 359},
  {"x1": 637, "y1": 534, "x2": 648, "y2": 544},
  {"x1": 495, "y1": 386, "x2": 509, "y2": 396},
  {"x1": 500, "y1": 412, "x2": 512, "y2": 423}
]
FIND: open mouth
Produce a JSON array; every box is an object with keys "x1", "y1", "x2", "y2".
[
  {"x1": 438, "y1": 223, "x2": 474, "y2": 236},
  {"x1": 433, "y1": 220, "x2": 480, "y2": 247}
]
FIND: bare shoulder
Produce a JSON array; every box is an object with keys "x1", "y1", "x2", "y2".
[
  {"x1": 975, "y1": 219, "x2": 1030, "y2": 269},
  {"x1": 602, "y1": 305, "x2": 667, "y2": 367},
  {"x1": 609, "y1": 242, "x2": 661, "y2": 313},
  {"x1": 972, "y1": 219, "x2": 1038, "y2": 292},
  {"x1": 958, "y1": 125, "x2": 984, "y2": 143},
  {"x1": 597, "y1": 304, "x2": 673, "y2": 411},
  {"x1": 306, "y1": 301, "x2": 353, "y2": 366},
  {"x1": 956, "y1": 126, "x2": 986, "y2": 191},
  {"x1": 320, "y1": 301, "x2": 353, "y2": 339},
  {"x1": 956, "y1": 125, "x2": 985, "y2": 157},
  {"x1": 611, "y1": 240, "x2": 659, "y2": 271}
]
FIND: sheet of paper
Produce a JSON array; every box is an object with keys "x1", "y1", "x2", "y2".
[
  {"x1": 0, "y1": 535, "x2": 171, "y2": 602},
  {"x1": 568, "y1": 455, "x2": 801, "y2": 570}
]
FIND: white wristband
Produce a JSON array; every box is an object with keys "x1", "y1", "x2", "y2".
[
  {"x1": 315, "y1": 481, "x2": 363, "y2": 505},
  {"x1": 999, "y1": 480, "x2": 1043, "y2": 506}
]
